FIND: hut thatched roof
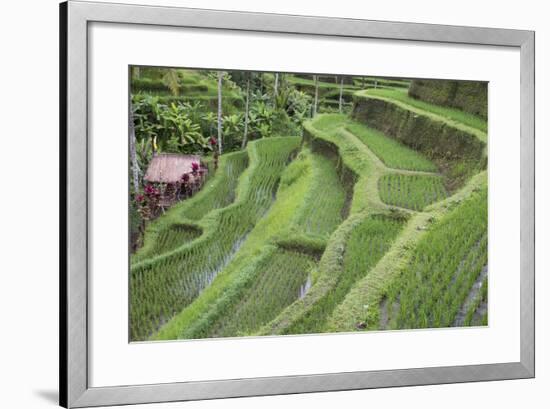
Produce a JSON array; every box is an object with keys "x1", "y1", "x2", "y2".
[{"x1": 144, "y1": 153, "x2": 202, "y2": 184}]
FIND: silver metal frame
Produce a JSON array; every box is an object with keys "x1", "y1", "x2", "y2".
[{"x1": 60, "y1": 1, "x2": 535, "y2": 407}]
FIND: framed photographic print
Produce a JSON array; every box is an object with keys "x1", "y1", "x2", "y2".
[{"x1": 60, "y1": 1, "x2": 535, "y2": 407}]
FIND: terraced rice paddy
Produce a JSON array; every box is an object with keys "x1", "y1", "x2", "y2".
[
  {"x1": 182, "y1": 151, "x2": 249, "y2": 221},
  {"x1": 346, "y1": 123, "x2": 437, "y2": 172},
  {"x1": 364, "y1": 88, "x2": 488, "y2": 134},
  {"x1": 132, "y1": 151, "x2": 249, "y2": 263},
  {"x1": 381, "y1": 189, "x2": 488, "y2": 329},
  {"x1": 130, "y1": 74, "x2": 488, "y2": 342},
  {"x1": 209, "y1": 249, "x2": 317, "y2": 337},
  {"x1": 283, "y1": 215, "x2": 405, "y2": 334},
  {"x1": 295, "y1": 149, "x2": 348, "y2": 236},
  {"x1": 130, "y1": 137, "x2": 299, "y2": 340},
  {"x1": 378, "y1": 174, "x2": 448, "y2": 211},
  {"x1": 148, "y1": 224, "x2": 202, "y2": 256}
]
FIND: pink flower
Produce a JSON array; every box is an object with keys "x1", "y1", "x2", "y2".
[
  {"x1": 181, "y1": 173, "x2": 190, "y2": 182},
  {"x1": 144, "y1": 184, "x2": 160, "y2": 196},
  {"x1": 209, "y1": 137, "x2": 217, "y2": 146},
  {"x1": 191, "y1": 162, "x2": 199, "y2": 172},
  {"x1": 136, "y1": 194, "x2": 144, "y2": 202}
]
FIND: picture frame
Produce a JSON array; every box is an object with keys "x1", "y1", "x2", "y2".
[{"x1": 60, "y1": 1, "x2": 535, "y2": 407}]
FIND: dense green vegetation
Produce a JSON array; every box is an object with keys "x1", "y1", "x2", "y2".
[
  {"x1": 130, "y1": 137, "x2": 299, "y2": 340},
  {"x1": 463, "y1": 276, "x2": 488, "y2": 326},
  {"x1": 378, "y1": 174, "x2": 448, "y2": 211},
  {"x1": 209, "y1": 249, "x2": 316, "y2": 337},
  {"x1": 408, "y1": 79, "x2": 488, "y2": 120},
  {"x1": 363, "y1": 88, "x2": 488, "y2": 134},
  {"x1": 381, "y1": 189, "x2": 488, "y2": 329},
  {"x1": 283, "y1": 215, "x2": 405, "y2": 334},
  {"x1": 346, "y1": 122, "x2": 437, "y2": 172},
  {"x1": 294, "y1": 149, "x2": 348, "y2": 236},
  {"x1": 153, "y1": 145, "x2": 350, "y2": 340},
  {"x1": 132, "y1": 151, "x2": 248, "y2": 263},
  {"x1": 129, "y1": 67, "x2": 488, "y2": 341}
]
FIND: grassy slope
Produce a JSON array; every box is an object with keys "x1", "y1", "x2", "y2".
[
  {"x1": 346, "y1": 122, "x2": 437, "y2": 172},
  {"x1": 134, "y1": 77, "x2": 488, "y2": 339},
  {"x1": 286, "y1": 75, "x2": 360, "y2": 90},
  {"x1": 132, "y1": 69, "x2": 243, "y2": 100},
  {"x1": 383, "y1": 188, "x2": 488, "y2": 329},
  {"x1": 154, "y1": 146, "x2": 348, "y2": 339},
  {"x1": 378, "y1": 174, "x2": 448, "y2": 211},
  {"x1": 326, "y1": 171, "x2": 487, "y2": 332},
  {"x1": 283, "y1": 215, "x2": 405, "y2": 334},
  {"x1": 258, "y1": 114, "x2": 415, "y2": 335},
  {"x1": 352, "y1": 77, "x2": 411, "y2": 89},
  {"x1": 359, "y1": 88, "x2": 488, "y2": 139},
  {"x1": 130, "y1": 137, "x2": 299, "y2": 341},
  {"x1": 132, "y1": 150, "x2": 248, "y2": 263}
]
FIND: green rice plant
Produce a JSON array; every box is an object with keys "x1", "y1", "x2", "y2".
[
  {"x1": 346, "y1": 122, "x2": 437, "y2": 172},
  {"x1": 149, "y1": 223, "x2": 202, "y2": 255},
  {"x1": 463, "y1": 276, "x2": 488, "y2": 326},
  {"x1": 209, "y1": 249, "x2": 316, "y2": 337},
  {"x1": 378, "y1": 174, "x2": 448, "y2": 211},
  {"x1": 131, "y1": 150, "x2": 248, "y2": 263},
  {"x1": 154, "y1": 145, "x2": 350, "y2": 340},
  {"x1": 383, "y1": 189, "x2": 488, "y2": 329},
  {"x1": 183, "y1": 152, "x2": 249, "y2": 221},
  {"x1": 283, "y1": 215, "x2": 405, "y2": 334},
  {"x1": 363, "y1": 88, "x2": 488, "y2": 134},
  {"x1": 293, "y1": 150, "x2": 347, "y2": 236},
  {"x1": 130, "y1": 137, "x2": 300, "y2": 341}
]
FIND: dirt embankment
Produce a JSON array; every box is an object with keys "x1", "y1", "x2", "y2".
[{"x1": 408, "y1": 79, "x2": 488, "y2": 120}]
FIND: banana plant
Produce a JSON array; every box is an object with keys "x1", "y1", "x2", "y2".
[
  {"x1": 222, "y1": 113, "x2": 243, "y2": 149},
  {"x1": 201, "y1": 111, "x2": 217, "y2": 135},
  {"x1": 180, "y1": 101, "x2": 204, "y2": 124},
  {"x1": 162, "y1": 103, "x2": 205, "y2": 152}
]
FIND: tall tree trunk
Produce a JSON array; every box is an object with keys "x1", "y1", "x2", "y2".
[
  {"x1": 313, "y1": 75, "x2": 319, "y2": 117},
  {"x1": 129, "y1": 101, "x2": 140, "y2": 194},
  {"x1": 241, "y1": 75, "x2": 251, "y2": 149},
  {"x1": 273, "y1": 73, "x2": 279, "y2": 102},
  {"x1": 217, "y1": 71, "x2": 223, "y2": 155},
  {"x1": 338, "y1": 76, "x2": 344, "y2": 113}
]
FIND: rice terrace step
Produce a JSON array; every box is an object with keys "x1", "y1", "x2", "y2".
[{"x1": 128, "y1": 66, "x2": 488, "y2": 342}]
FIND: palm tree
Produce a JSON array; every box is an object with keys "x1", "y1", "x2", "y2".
[
  {"x1": 338, "y1": 76, "x2": 344, "y2": 113},
  {"x1": 162, "y1": 68, "x2": 180, "y2": 96},
  {"x1": 241, "y1": 73, "x2": 252, "y2": 149},
  {"x1": 313, "y1": 74, "x2": 319, "y2": 117},
  {"x1": 217, "y1": 71, "x2": 223, "y2": 155}
]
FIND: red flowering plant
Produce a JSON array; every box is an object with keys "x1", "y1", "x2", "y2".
[
  {"x1": 209, "y1": 136, "x2": 219, "y2": 170},
  {"x1": 179, "y1": 172, "x2": 192, "y2": 198},
  {"x1": 136, "y1": 183, "x2": 161, "y2": 220},
  {"x1": 191, "y1": 162, "x2": 199, "y2": 174}
]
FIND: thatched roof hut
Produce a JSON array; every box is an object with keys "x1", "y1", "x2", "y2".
[{"x1": 144, "y1": 153, "x2": 202, "y2": 184}]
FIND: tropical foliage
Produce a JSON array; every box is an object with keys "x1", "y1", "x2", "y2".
[{"x1": 129, "y1": 67, "x2": 489, "y2": 342}]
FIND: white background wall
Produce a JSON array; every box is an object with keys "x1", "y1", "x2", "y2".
[{"x1": 0, "y1": 0, "x2": 547, "y2": 408}]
